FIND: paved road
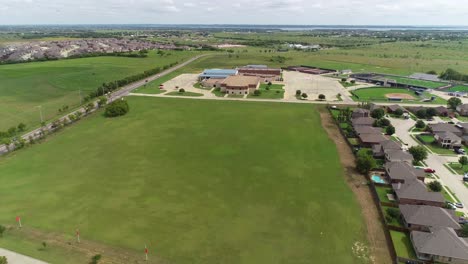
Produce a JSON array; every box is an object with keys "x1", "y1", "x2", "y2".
[
  {"x1": 0, "y1": 54, "x2": 210, "y2": 156},
  {"x1": 389, "y1": 117, "x2": 468, "y2": 215},
  {"x1": 0, "y1": 248, "x2": 48, "y2": 264}
]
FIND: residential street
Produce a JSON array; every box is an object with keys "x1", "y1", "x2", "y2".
[
  {"x1": 0, "y1": 248, "x2": 48, "y2": 264},
  {"x1": 389, "y1": 117, "x2": 468, "y2": 215}
]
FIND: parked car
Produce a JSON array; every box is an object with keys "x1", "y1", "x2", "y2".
[
  {"x1": 424, "y1": 168, "x2": 436, "y2": 173},
  {"x1": 455, "y1": 148, "x2": 466, "y2": 155},
  {"x1": 455, "y1": 202, "x2": 464, "y2": 209},
  {"x1": 448, "y1": 121, "x2": 455, "y2": 124},
  {"x1": 459, "y1": 217, "x2": 468, "y2": 224},
  {"x1": 464, "y1": 175, "x2": 468, "y2": 182},
  {"x1": 446, "y1": 202, "x2": 457, "y2": 210}
]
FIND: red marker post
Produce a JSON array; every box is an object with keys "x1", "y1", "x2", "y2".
[
  {"x1": 16, "y1": 216, "x2": 22, "y2": 228},
  {"x1": 76, "y1": 229, "x2": 80, "y2": 243},
  {"x1": 145, "y1": 245, "x2": 148, "y2": 261}
]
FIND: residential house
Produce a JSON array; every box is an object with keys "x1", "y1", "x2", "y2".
[
  {"x1": 392, "y1": 179, "x2": 445, "y2": 207},
  {"x1": 456, "y1": 123, "x2": 468, "y2": 144},
  {"x1": 434, "y1": 106, "x2": 449, "y2": 117},
  {"x1": 369, "y1": 103, "x2": 383, "y2": 112},
  {"x1": 352, "y1": 108, "x2": 370, "y2": 119},
  {"x1": 399, "y1": 204, "x2": 461, "y2": 232},
  {"x1": 358, "y1": 133, "x2": 388, "y2": 147},
  {"x1": 385, "y1": 162, "x2": 425, "y2": 183},
  {"x1": 385, "y1": 150, "x2": 414, "y2": 163},
  {"x1": 411, "y1": 227, "x2": 468, "y2": 263},
  {"x1": 351, "y1": 117, "x2": 375, "y2": 127},
  {"x1": 387, "y1": 104, "x2": 406, "y2": 114},
  {"x1": 456, "y1": 104, "x2": 468, "y2": 117},
  {"x1": 428, "y1": 123, "x2": 462, "y2": 137},
  {"x1": 373, "y1": 140, "x2": 402, "y2": 158},
  {"x1": 355, "y1": 126, "x2": 382, "y2": 136},
  {"x1": 434, "y1": 132, "x2": 462, "y2": 149}
]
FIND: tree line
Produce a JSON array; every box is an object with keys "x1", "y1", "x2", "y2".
[
  {"x1": 439, "y1": 68, "x2": 468, "y2": 82},
  {"x1": 86, "y1": 61, "x2": 178, "y2": 100}
]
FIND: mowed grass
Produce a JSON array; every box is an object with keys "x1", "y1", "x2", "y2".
[
  {"x1": 352, "y1": 87, "x2": 446, "y2": 104},
  {"x1": 446, "y1": 85, "x2": 468, "y2": 92},
  {"x1": 0, "y1": 50, "x2": 197, "y2": 130},
  {"x1": 385, "y1": 76, "x2": 446, "y2": 89},
  {"x1": 0, "y1": 97, "x2": 367, "y2": 264}
]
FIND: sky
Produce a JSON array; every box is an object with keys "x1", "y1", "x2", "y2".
[{"x1": 1, "y1": 0, "x2": 468, "y2": 25}]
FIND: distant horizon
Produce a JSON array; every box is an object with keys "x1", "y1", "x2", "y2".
[{"x1": 2, "y1": 0, "x2": 468, "y2": 26}]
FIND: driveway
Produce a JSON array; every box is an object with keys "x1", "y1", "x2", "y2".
[
  {"x1": 389, "y1": 117, "x2": 468, "y2": 214},
  {"x1": 0, "y1": 248, "x2": 48, "y2": 264}
]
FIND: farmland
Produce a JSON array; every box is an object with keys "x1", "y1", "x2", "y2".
[
  {"x1": 0, "y1": 50, "x2": 197, "y2": 131},
  {"x1": 0, "y1": 97, "x2": 368, "y2": 264}
]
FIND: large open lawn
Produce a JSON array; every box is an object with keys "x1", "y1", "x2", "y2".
[
  {"x1": 0, "y1": 50, "x2": 197, "y2": 131},
  {"x1": 352, "y1": 87, "x2": 446, "y2": 104},
  {"x1": 0, "y1": 97, "x2": 368, "y2": 264}
]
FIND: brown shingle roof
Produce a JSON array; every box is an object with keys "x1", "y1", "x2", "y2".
[
  {"x1": 392, "y1": 178, "x2": 445, "y2": 204},
  {"x1": 222, "y1": 75, "x2": 260, "y2": 87},
  {"x1": 399, "y1": 204, "x2": 461, "y2": 229},
  {"x1": 385, "y1": 161, "x2": 423, "y2": 182},
  {"x1": 412, "y1": 228, "x2": 468, "y2": 260},
  {"x1": 351, "y1": 117, "x2": 375, "y2": 126}
]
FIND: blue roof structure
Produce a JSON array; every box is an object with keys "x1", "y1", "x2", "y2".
[{"x1": 199, "y1": 69, "x2": 238, "y2": 79}]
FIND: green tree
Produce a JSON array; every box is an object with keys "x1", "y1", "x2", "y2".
[
  {"x1": 428, "y1": 181, "x2": 442, "y2": 192},
  {"x1": 426, "y1": 108, "x2": 437, "y2": 117},
  {"x1": 416, "y1": 120, "x2": 426, "y2": 129},
  {"x1": 459, "y1": 156, "x2": 468, "y2": 168},
  {"x1": 17, "y1": 123, "x2": 26, "y2": 132},
  {"x1": 0, "y1": 225, "x2": 5, "y2": 237},
  {"x1": 386, "y1": 208, "x2": 400, "y2": 219},
  {"x1": 393, "y1": 108, "x2": 403, "y2": 117},
  {"x1": 90, "y1": 254, "x2": 102, "y2": 264},
  {"x1": 253, "y1": 90, "x2": 261, "y2": 96},
  {"x1": 104, "y1": 99, "x2": 129, "y2": 118},
  {"x1": 42, "y1": 241, "x2": 47, "y2": 250},
  {"x1": 409, "y1": 146, "x2": 428, "y2": 163},
  {"x1": 98, "y1": 97, "x2": 107, "y2": 108},
  {"x1": 371, "y1": 108, "x2": 385, "y2": 119},
  {"x1": 318, "y1": 94, "x2": 326, "y2": 100},
  {"x1": 386, "y1": 125, "x2": 396, "y2": 135},
  {"x1": 178, "y1": 88, "x2": 185, "y2": 93},
  {"x1": 295, "y1": 90, "x2": 301, "y2": 96},
  {"x1": 301, "y1": 93, "x2": 308, "y2": 99},
  {"x1": 416, "y1": 109, "x2": 427, "y2": 119},
  {"x1": 461, "y1": 224, "x2": 468, "y2": 237},
  {"x1": 356, "y1": 152, "x2": 376, "y2": 175},
  {"x1": 0, "y1": 256, "x2": 7, "y2": 264},
  {"x1": 85, "y1": 102, "x2": 95, "y2": 114},
  {"x1": 378, "y1": 118, "x2": 391, "y2": 127},
  {"x1": 448, "y1": 97, "x2": 462, "y2": 110}
]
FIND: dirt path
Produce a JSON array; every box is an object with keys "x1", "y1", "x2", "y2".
[
  {"x1": 318, "y1": 109, "x2": 393, "y2": 264},
  {"x1": 4, "y1": 226, "x2": 167, "y2": 264}
]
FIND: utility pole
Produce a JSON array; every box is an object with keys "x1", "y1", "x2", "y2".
[
  {"x1": 79, "y1": 89, "x2": 83, "y2": 105},
  {"x1": 37, "y1": 105, "x2": 44, "y2": 124}
]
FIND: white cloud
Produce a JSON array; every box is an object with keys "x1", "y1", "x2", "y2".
[{"x1": 0, "y1": 0, "x2": 468, "y2": 25}]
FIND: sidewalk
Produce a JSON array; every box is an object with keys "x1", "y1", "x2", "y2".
[{"x1": 0, "y1": 248, "x2": 48, "y2": 264}]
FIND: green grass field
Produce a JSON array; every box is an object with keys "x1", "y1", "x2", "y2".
[
  {"x1": 446, "y1": 85, "x2": 468, "y2": 92},
  {"x1": 166, "y1": 91, "x2": 203, "y2": 97},
  {"x1": 247, "y1": 83, "x2": 285, "y2": 99},
  {"x1": 352, "y1": 87, "x2": 446, "y2": 104},
  {"x1": 0, "y1": 50, "x2": 198, "y2": 131},
  {"x1": 0, "y1": 97, "x2": 368, "y2": 264},
  {"x1": 389, "y1": 231, "x2": 416, "y2": 259}
]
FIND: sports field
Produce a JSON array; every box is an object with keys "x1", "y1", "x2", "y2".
[
  {"x1": 0, "y1": 97, "x2": 368, "y2": 264},
  {"x1": 0, "y1": 50, "x2": 196, "y2": 131},
  {"x1": 446, "y1": 85, "x2": 468, "y2": 93},
  {"x1": 352, "y1": 87, "x2": 446, "y2": 104}
]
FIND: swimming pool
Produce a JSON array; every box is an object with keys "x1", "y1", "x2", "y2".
[{"x1": 371, "y1": 175, "x2": 387, "y2": 184}]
